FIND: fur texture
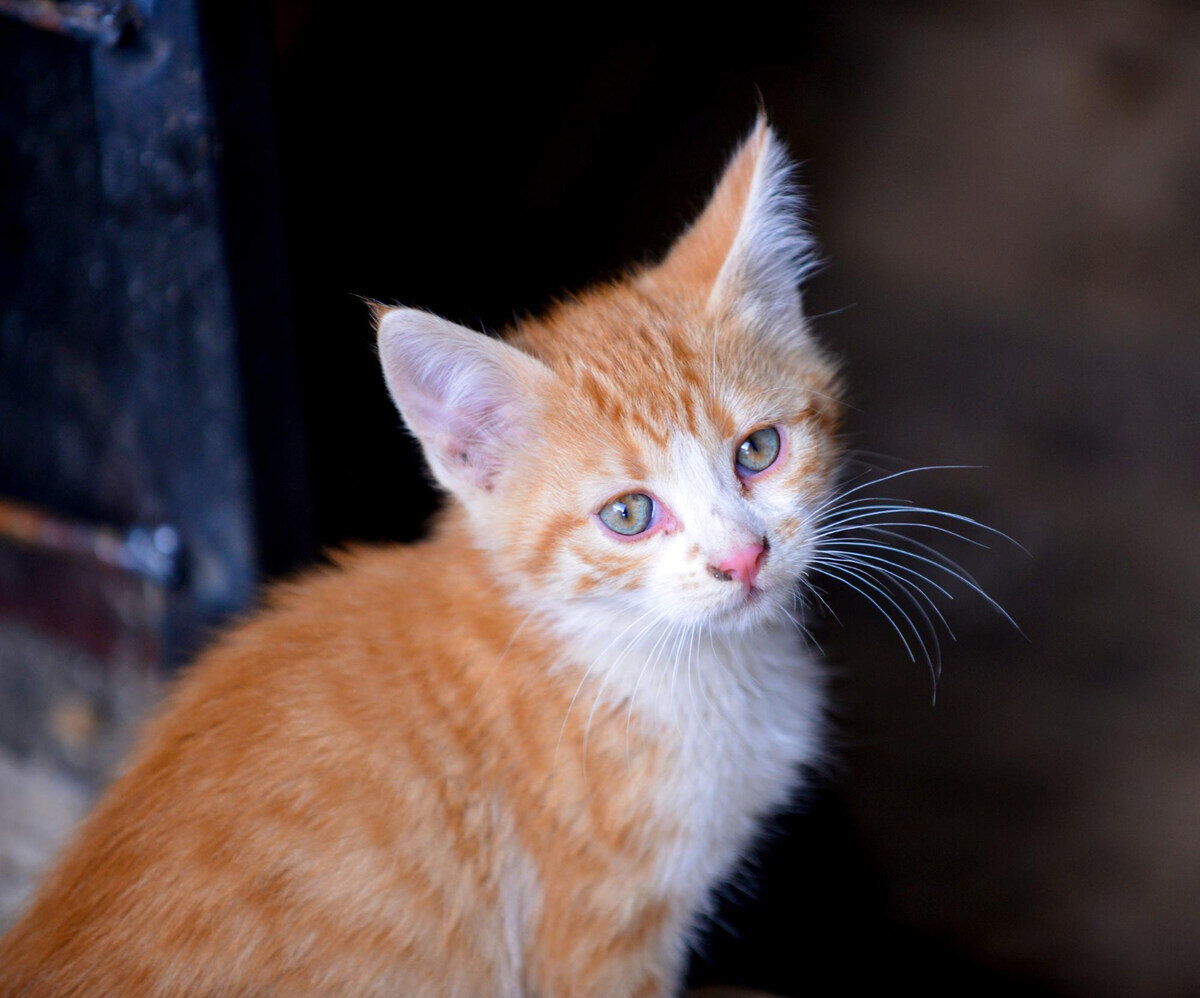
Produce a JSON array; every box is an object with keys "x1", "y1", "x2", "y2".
[{"x1": 0, "y1": 119, "x2": 842, "y2": 997}]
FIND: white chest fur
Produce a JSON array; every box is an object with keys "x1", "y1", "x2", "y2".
[
  {"x1": 652, "y1": 628, "x2": 823, "y2": 918},
  {"x1": 572, "y1": 620, "x2": 825, "y2": 927}
]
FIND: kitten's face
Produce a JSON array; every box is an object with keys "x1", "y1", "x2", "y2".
[
  {"x1": 490, "y1": 299, "x2": 840, "y2": 634},
  {"x1": 378, "y1": 120, "x2": 839, "y2": 636}
]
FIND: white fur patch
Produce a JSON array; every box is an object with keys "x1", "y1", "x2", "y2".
[{"x1": 561, "y1": 616, "x2": 824, "y2": 951}]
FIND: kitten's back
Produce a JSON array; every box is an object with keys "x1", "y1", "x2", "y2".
[{"x1": 0, "y1": 520, "x2": 551, "y2": 995}]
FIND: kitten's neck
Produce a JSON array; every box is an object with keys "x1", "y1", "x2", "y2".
[{"x1": 550, "y1": 606, "x2": 806, "y2": 735}]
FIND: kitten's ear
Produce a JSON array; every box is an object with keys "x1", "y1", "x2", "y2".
[
  {"x1": 643, "y1": 118, "x2": 815, "y2": 334},
  {"x1": 376, "y1": 308, "x2": 551, "y2": 496}
]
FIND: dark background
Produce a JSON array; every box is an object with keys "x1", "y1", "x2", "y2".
[{"x1": 2, "y1": 2, "x2": 1198, "y2": 995}]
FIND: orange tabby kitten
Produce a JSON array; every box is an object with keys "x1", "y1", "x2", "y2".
[{"x1": 0, "y1": 120, "x2": 842, "y2": 997}]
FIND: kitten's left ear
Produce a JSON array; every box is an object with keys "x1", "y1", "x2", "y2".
[
  {"x1": 642, "y1": 118, "x2": 815, "y2": 336},
  {"x1": 376, "y1": 308, "x2": 552, "y2": 497}
]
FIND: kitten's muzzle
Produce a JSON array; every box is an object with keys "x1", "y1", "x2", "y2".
[{"x1": 707, "y1": 537, "x2": 769, "y2": 591}]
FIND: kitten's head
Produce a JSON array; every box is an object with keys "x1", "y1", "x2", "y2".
[{"x1": 378, "y1": 120, "x2": 841, "y2": 634}]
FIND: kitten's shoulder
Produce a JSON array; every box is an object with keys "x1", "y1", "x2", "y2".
[{"x1": 187, "y1": 504, "x2": 506, "y2": 692}]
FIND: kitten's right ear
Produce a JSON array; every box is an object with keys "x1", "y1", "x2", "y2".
[
  {"x1": 641, "y1": 118, "x2": 816, "y2": 337},
  {"x1": 376, "y1": 308, "x2": 551, "y2": 497}
]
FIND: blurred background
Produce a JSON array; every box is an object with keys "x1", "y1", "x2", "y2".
[{"x1": 1, "y1": 2, "x2": 1197, "y2": 994}]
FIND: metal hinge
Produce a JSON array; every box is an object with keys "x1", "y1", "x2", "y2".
[{"x1": 0, "y1": 498, "x2": 184, "y2": 587}]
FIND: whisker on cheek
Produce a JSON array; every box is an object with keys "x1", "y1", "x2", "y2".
[{"x1": 801, "y1": 461, "x2": 1026, "y2": 699}]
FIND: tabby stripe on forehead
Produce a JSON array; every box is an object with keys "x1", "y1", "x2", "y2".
[
  {"x1": 621, "y1": 451, "x2": 649, "y2": 482},
  {"x1": 626, "y1": 409, "x2": 670, "y2": 448},
  {"x1": 679, "y1": 389, "x2": 699, "y2": 436},
  {"x1": 579, "y1": 371, "x2": 618, "y2": 420},
  {"x1": 710, "y1": 398, "x2": 739, "y2": 439}
]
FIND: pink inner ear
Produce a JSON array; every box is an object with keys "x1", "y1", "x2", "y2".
[
  {"x1": 442, "y1": 400, "x2": 513, "y2": 491},
  {"x1": 405, "y1": 384, "x2": 513, "y2": 491},
  {"x1": 402, "y1": 346, "x2": 529, "y2": 492},
  {"x1": 378, "y1": 308, "x2": 550, "y2": 495}
]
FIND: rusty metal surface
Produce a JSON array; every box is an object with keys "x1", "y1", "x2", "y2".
[
  {"x1": 0, "y1": 3, "x2": 259, "y2": 665},
  {"x1": 0, "y1": 0, "x2": 269, "y2": 860},
  {"x1": 0, "y1": 497, "x2": 182, "y2": 585},
  {"x1": 0, "y1": 0, "x2": 314, "y2": 851}
]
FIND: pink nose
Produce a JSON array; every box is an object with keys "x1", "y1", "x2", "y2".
[{"x1": 709, "y1": 541, "x2": 767, "y2": 590}]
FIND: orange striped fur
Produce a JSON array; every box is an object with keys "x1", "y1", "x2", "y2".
[{"x1": 1, "y1": 119, "x2": 841, "y2": 997}]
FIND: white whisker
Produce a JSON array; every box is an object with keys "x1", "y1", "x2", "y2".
[
  {"x1": 856, "y1": 526, "x2": 985, "y2": 586},
  {"x1": 821, "y1": 545, "x2": 956, "y2": 601},
  {"x1": 809, "y1": 563, "x2": 917, "y2": 663},
  {"x1": 820, "y1": 537, "x2": 1021, "y2": 635},
  {"x1": 812, "y1": 558, "x2": 939, "y2": 683},
  {"x1": 818, "y1": 553, "x2": 948, "y2": 677},
  {"x1": 816, "y1": 519, "x2": 990, "y2": 549},
  {"x1": 811, "y1": 465, "x2": 983, "y2": 518},
  {"x1": 816, "y1": 503, "x2": 1026, "y2": 553}
]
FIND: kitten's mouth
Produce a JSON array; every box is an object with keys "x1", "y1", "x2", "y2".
[{"x1": 713, "y1": 581, "x2": 774, "y2": 625}]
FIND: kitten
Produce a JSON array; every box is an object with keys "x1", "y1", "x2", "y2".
[{"x1": 0, "y1": 119, "x2": 842, "y2": 997}]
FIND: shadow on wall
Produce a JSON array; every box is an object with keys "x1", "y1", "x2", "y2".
[{"x1": 798, "y1": 4, "x2": 1200, "y2": 996}]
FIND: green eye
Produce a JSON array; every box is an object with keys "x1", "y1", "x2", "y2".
[
  {"x1": 598, "y1": 493, "x2": 654, "y2": 536},
  {"x1": 736, "y1": 426, "x2": 781, "y2": 474}
]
